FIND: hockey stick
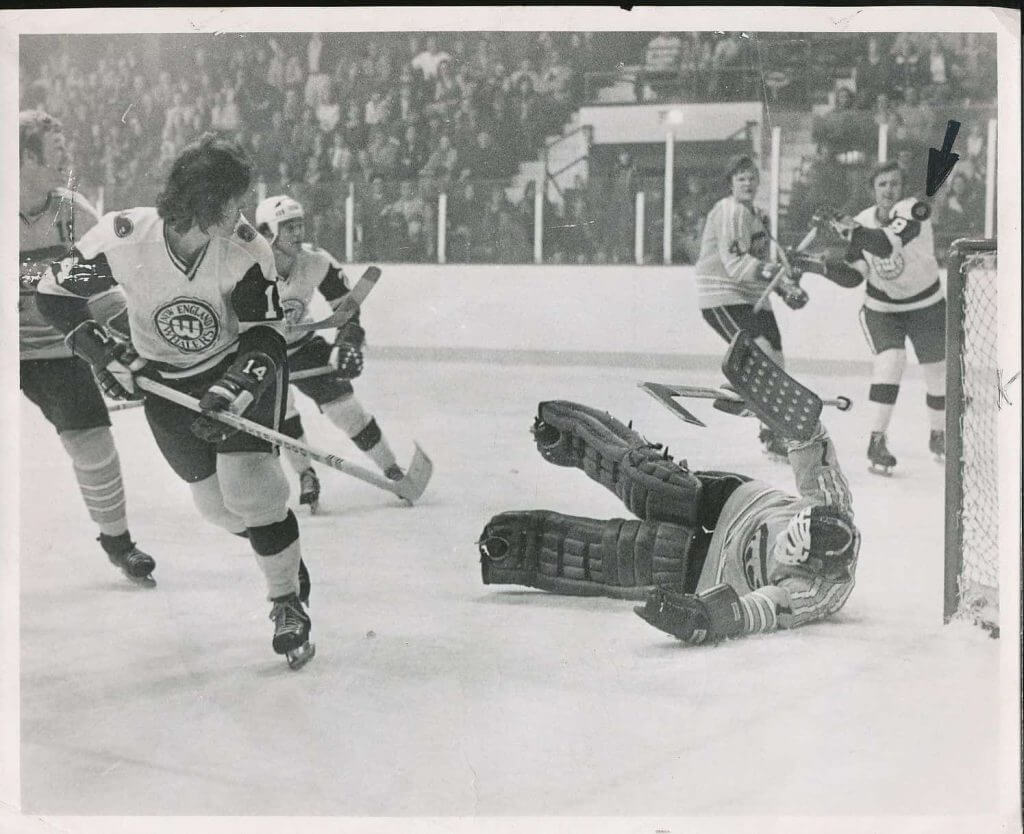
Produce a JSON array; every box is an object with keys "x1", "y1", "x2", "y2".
[
  {"x1": 287, "y1": 265, "x2": 381, "y2": 334},
  {"x1": 640, "y1": 381, "x2": 852, "y2": 412},
  {"x1": 135, "y1": 376, "x2": 433, "y2": 504},
  {"x1": 752, "y1": 226, "x2": 818, "y2": 313},
  {"x1": 107, "y1": 398, "x2": 144, "y2": 412},
  {"x1": 289, "y1": 365, "x2": 335, "y2": 382}
]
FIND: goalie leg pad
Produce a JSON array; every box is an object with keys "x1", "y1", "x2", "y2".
[
  {"x1": 479, "y1": 510, "x2": 696, "y2": 599},
  {"x1": 531, "y1": 401, "x2": 703, "y2": 526}
]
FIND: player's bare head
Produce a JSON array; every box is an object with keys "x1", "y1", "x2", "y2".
[
  {"x1": 869, "y1": 160, "x2": 903, "y2": 207},
  {"x1": 19, "y1": 110, "x2": 67, "y2": 175},
  {"x1": 726, "y1": 154, "x2": 759, "y2": 201},
  {"x1": 157, "y1": 133, "x2": 253, "y2": 234},
  {"x1": 774, "y1": 506, "x2": 857, "y2": 582}
]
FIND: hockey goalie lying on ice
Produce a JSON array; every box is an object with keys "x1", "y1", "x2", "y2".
[{"x1": 477, "y1": 400, "x2": 861, "y2": 645}]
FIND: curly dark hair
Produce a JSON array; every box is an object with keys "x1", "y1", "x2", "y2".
[{"x1": 157, "y1": 133, "x2": 253, "y2": 233}]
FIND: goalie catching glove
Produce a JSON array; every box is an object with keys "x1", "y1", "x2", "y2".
[
  {"x1": 634, "y1": 583, "x2": 745, "y2": 645},
  {"x1": 334, "y1": 320, "x2": 365, "y2": 380},
  {"x1": 191, "y1": 351, "x2": 278, "y2": 443},
  {"x1": 66, "y1": 320, "x2": 148, "y2": 400}
]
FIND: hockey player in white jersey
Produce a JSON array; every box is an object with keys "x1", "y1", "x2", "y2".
[
  {"x1": 19, "y1": 110, "x2": 156, "y2": 585},
  {"x1": 784, "y1": 160, "x2": 946, "y2": 473},
  {"x1": 478, "y1": 399, "x2": 859, "y2": 644},
  {"x1": 693, "y1": 155, "x2": 809, "y2": 459},
  {"x1": 254, "y1": 195, "x2": 403, "y2": 512},
  {"x1": 36, "y1": 135, "x2": 314, "y2": 668}
]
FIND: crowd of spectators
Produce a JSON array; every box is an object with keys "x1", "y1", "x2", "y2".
[
  {"x1": 20, "y1": 31, "x2": 996, "y2": 266},
  {"x1": 789, "y1": 32, "x2": 994, "y2": 259}
]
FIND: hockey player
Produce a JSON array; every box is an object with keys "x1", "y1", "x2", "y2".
[
  {"x1": 19, "y1": 110, "x2": 156, "y2": 585},
  {"x1": 254, "y1": 195, "x2": 404, "y2": 512},
  {"x1": 785, "y1": 161, "x2": 946, "y2": 473},
  {"x1": 694, "y1": 155, "x2": 809, "y2": 458},
  {"x1": 478, "y1": 400, "x2": 859, "y2": 643},
  {"x1": 36, "y1": 134, "x2": 314, "y2": 668}
]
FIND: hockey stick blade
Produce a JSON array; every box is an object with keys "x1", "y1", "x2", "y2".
[
  {"x1": 753, "y1": 226, "x2": 818, "y2": 313},
  {"x1": 393, "y1": 443, "x2": 434, "y2": 503},
  {"x1": 136, "y1": 376, "x2": 419, "y2": 502},
  {"x1": 288, "y1": 265, "x2": 381, "y2": 334},
  {"x1": 638, "y1": 382, "x2": 707, "y2": 427}
]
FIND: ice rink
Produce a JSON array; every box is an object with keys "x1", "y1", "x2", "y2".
[{"x1": 12, "y1": 358, "x2": 1008, "y2": 826}]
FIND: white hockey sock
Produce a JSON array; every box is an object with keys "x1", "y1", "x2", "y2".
[
  {"x1": 869, "y1": 349, "x2": 906, "y2": 434},
  {"x1": 60, "y1": 427, "x2": 128, "y2": 537},
  {"x1": 282, "y1": 440, "x2": 313, "y2": 476},
  {"x1": 922, "y1": 360, "x2": 946, "y2": 432},
  {"x1": 189, "y1": 473, "x2": 246, "y2": 535},
  {"x1": 323, "y1": 395, "x2": 398, "y2": 471},
  {"x1": 255, "y1": 538, "x2": 302, "y2": 600}
]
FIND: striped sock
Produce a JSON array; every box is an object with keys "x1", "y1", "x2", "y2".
[{"x1": 61, "y1": 427, "x2": 128, "y2": 537}]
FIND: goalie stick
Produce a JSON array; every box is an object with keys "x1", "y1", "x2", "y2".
[
  {"x1": 640, "y1": 333, "x2": 852, "y2": 441},
  {"x1": 287, "y1": 265, "x2": 381, "y2": 334},
  {"x1": 135, "y1": 376, "x2": 433, "y2": 504},
  {"x1": 752, "y1": 225, "x2": 818, "y2": 313}
]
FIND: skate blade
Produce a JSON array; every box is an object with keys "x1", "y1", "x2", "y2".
[
  {"x1": 125, "y1": 573, "x2": 157, "y2": 588},
  {"x1": 868, "y1": 463, "x2": 894, "y2": 476},
  {"x1": 286, "y1": 641, "x2": 316, "y2": 670}
]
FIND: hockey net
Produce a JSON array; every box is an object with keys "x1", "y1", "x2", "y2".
[{"x1": 943, "y1": 238, "x2": 999, "y2": 636}]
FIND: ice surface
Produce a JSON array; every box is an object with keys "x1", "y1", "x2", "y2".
[{"x1": 15, "y1": 360, "x2": 1004, "y2": 820}]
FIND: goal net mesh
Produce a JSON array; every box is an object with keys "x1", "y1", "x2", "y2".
[{"x1": 946, "y1": 242, "x2": 999, "y2": 634}]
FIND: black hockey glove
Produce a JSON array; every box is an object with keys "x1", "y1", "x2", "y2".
[
  {"x1": 66, "y1": 320, "x2": 147, "y2": 401},
  {"x1": 334, "y1": 320, "x2": 365, "y2": 380},
  {"x1": 191, "y1": 351, "x2": 277, "y2": 443},
  {"x1": 634, "y1": 583, "x2": 745, "y2": 645}
]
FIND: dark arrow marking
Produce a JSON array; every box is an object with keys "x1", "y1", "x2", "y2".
[{"x1": 926, "y1": 120, "x2": 961, "y2": 197}]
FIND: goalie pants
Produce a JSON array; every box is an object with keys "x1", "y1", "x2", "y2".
[
  {"x1": 701, "y1": 303, "x2": 782, "y2": 354},
  {"x1": 143, "y1": 355, "x2": 287, "y2": 483}
]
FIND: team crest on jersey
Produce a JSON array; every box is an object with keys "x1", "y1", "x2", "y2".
[
  {"x1": 865, "y1": 250, "x2": 905, "y2": 281},
  {"x1": 236, "y1": 222, "x2": 256, "y2": 242},
  {"x1": 114, "y1": 214, "x2": 134, "y2": 238},
  {"x1": 154, "y1": 298, "x2": 220, "y2": 353},
  {"x1": 281, "y1": 297, "x2": 308, "y2": 325}
]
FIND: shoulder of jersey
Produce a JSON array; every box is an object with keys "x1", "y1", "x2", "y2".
[
  {"x1": 300, "y1": 241, "x2": 343, "y2": 269},
  {"x1": 226, "y1": 218, "x2": 275, "y2": 265},
  {"x1": 853, "y1": 206, "x2": 876, "y2": 225},
  {"x1": 895, "y1": 196, "x2": 931, "y2": 221},
  {"x1": 79, "y1": 207, "x2": 160, "y2": 255}
]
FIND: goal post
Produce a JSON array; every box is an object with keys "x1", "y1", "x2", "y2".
[{"x1": 943, "y1": 237, "x2": 999, "y2": 636}]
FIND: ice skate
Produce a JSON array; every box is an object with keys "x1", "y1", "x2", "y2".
[
  {"x1": 269, "y1": 593, "x2": 315, "y2": 669},
  {"x1": 868, "y1": 431, "x2": 897, "y2": 475},
  {"x1": 298, "y1": 467, "x2": 320, "y2": 514},
  {"x1": 99, "y1": 534, "x2": 156, "y2": 587},
  {"x1": 759, "y1": 426, "x2": 788, "y2": 461},
  {"x1": 929, "y1": 430, "x2": 945, "y2": 461}
]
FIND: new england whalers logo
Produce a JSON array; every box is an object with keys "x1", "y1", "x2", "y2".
[
  {"x1": 154, "y1": 298, "x2": 220, "y2": 352},
  {"x1": 865, "y1": 249, "x2": 905, "y2": 282},
  {"x1": 281, "y1": 297, "x2": 307, "y2": 325}
]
